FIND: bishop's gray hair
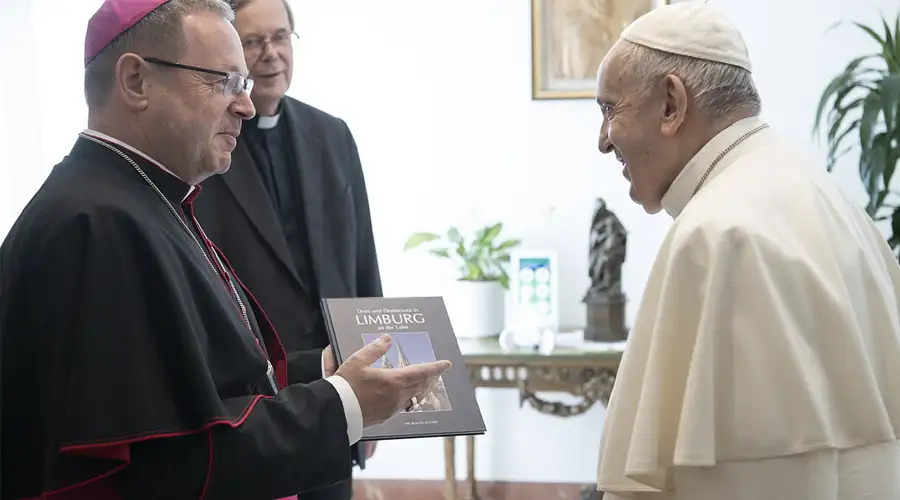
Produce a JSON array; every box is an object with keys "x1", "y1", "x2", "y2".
[
  {"x1": 618, "y1": 41, "x2": 762, "y2": 121},
  {"x1": 84, "y1": 0, "x2": 235, "y2": 109},
  {"x1": 226, "y1": 0, "x2": 295, "y2": 30}
]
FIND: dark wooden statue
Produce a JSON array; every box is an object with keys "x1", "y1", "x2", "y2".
[{"x1": 583, "y1": 197, "x2": 629, "y2": 342}]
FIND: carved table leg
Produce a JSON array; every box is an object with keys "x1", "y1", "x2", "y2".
[
  {"x1": 465, "y1": 435, "x2": 479, "y2": 499},
  {"x1": 444, "y1": 437, "x2": 457, "y2": 500}
]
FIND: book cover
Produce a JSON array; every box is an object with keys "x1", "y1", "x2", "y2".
[{"x1": 321, "y1": 296, "x2": 486, "y2": 441}]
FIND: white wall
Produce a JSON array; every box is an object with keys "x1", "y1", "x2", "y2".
[
  {"x1": 31, "y1": 1, "x2": 95, "y2": 174},
  {"x1": 0, "y1": 0, "x2": 894, "y2": 486},
  {"x1": 0, "y1": 64, "x2": 9, "y2": 236},
  {"x1": 0, "y1": 0, "x2": 48, "y2": 237}
]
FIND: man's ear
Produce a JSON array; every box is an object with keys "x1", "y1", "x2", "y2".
[
  {"x1": 660, "y1": 74, "x2": 687, "y2": 137},
  {"x1": 113, "y1": 53, "x2": 151, "y2": 111}
]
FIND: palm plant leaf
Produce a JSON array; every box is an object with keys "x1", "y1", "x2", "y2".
[{"x1": 816, "y1": 12, "x2": 900, "y2": 242}]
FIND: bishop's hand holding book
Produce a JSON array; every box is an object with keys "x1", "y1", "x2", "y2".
[
  {"x1": 321, "y1": 332, "x2": 453, "y2": 433},
  {"x1": 322, "y1": 335, "x2": 451, "y2": 428},
  {"x1": 322, "y1": 297, "x2": 487, "y2": 441}
]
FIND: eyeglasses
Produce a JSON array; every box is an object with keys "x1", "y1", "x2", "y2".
[
  {"x1": 241, "y1": 29, "x2": 298, "y2": 54},
  {"x1": 142, "y1": 57, "x2": 254, "y2": 97}
]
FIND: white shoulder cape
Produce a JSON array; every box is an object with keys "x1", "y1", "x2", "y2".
[{"x1": 596, "y1": 117, "x2": 900, "y2": 496}]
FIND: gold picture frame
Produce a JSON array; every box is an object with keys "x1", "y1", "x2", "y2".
[{"x1": 531, "y1": 0, "x2": 670, "y2": 100}]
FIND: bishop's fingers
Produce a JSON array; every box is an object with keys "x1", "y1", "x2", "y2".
[
  {"x1": 395, "y1": 360, "x2": 452, "y2": 388},
  {"x1": 349, "y1": 334, "x2": 393, "y2": 366},
  {"x1": 409, "y1": 376, "x2": 441, "y2": 401}
]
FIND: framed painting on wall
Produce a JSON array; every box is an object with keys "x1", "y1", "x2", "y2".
[{"x1": 531, "y1": 0, "x2": 670, "y2": 100}]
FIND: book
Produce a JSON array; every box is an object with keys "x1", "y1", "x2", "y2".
[{"x1": 321, "y1": 296, "x2": 486, "y2": 441}]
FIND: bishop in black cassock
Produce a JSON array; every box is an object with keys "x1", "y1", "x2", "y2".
[{"x1": 0, "y1": 132, "x2": 353, "y2": 499}]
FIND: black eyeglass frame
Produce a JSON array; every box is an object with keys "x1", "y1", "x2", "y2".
[{"x1": 142, "y1": 57, "x2": 254, "y2": 96}]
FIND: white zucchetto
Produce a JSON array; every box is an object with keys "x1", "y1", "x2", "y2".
[{"x1": 621, "y1": 1, "x2": 753, "y2": 71}]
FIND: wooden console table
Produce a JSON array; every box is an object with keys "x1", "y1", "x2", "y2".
[{"x1": 442, "y1": 334, "x2": 625, "y2": 500}]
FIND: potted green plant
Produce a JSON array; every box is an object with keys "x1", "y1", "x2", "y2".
[
  {"x1": 814, "y1": 13, "x2": 900, "y2": 257},
  {"x1": 404, "y1": 222, "x2": 521, "y2": 337}
]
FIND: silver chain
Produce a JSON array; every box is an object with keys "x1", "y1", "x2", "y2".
[
  {"x1": 692, "y1": 123, "x2": 769, "y2": 196},
  {"x1": 78, "y1": 133, "x2": 277, "y2": 392}
]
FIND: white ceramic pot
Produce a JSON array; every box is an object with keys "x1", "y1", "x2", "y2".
[{"x1": 445, "y1": 280, "x2": 506, "y2": 338}]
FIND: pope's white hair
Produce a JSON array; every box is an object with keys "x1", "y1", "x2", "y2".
[
  {"x1": 84, "y1": 0, "x2": 235, "y2": 108},
  {"x1": 618, "y1": 40, "x2": 762, "y2": 120}
]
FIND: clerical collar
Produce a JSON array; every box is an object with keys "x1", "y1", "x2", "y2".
[
  {"x1": 80, "y1": 128, "x2": 195, "y2": 204},
  {"x1": 257, "y1": 113, "x2": 281, "y2": 129},
  {"x1": 660, "y1": 115, "x2": 768, "y2": 218}
]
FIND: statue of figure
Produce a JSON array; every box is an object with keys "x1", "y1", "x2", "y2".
[{"x1": 584, "y1": 198, "x2": 627, "y2": 301}]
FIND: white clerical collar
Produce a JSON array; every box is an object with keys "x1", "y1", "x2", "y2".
[
  {"x1": 660, "y1": 115, "x2": 768, "y2": 219},
  {"x1": 257, "y1": 113, "x2": 280, "y2": 129},
  {"x1": 81, "y1": 128, "x2": 195, "y2": 202}
]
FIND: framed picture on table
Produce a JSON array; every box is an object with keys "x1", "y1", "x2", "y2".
[{"x1": 530, "y1": 0, "x2": 671, "y2": 100}]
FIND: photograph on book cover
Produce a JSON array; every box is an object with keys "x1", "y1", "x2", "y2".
[
  {"x1": 321, "y1": 296, "x2": 485, "y2": 441},
  {"x1": 361, "y1": 331, "x2": 452, "y2": 412}
]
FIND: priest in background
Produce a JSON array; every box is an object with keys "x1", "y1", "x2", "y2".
[
  {"x1": 0, "y1": 0, "x2": 449, "y2": 498},
  {"x1": 192, "y1": 2, "x2": 381, "y2": 497},
  {"x1": 594, "y1": 3, "x2": 900, "y2": 499}
]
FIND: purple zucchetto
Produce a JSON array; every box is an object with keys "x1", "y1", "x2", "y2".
[{"x1": 84, "y1": 0, "x2": 173, "y2": 67}]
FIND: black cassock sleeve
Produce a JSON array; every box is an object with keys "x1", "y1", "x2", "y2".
[
  {"x1": 1, "y1": 208, "x2": 351, "y2": 499},
  {"x1": 114, "y1": 382, "x2": 350, "y2": 499},
  {"x1": 287, "y1": 348, "x2": 328, "y2": 385}
]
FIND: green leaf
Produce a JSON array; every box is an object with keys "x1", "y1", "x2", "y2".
[
  {"x1": 827, "y1": 118, "x2": 860, "y2": 170},
  {"x1": 826, "y1": 110, "x2": 847, "y2": 144},
  {"x1": 447, "y1": 227, "x2": 463, "y2": 244},
  {"x1": 455, "y1": 241, "x2": 466, "y2": 258},
  {"x1": 856, "y1": 22, "x2": 887, "y2": 46},
  {"x1": 403, "y1": 232, "x2": 440, "y2": 250},
  {"x1": 836, "y1": 96, "x2": 865, "y2": 115},
  {"x1": 429, "y1": 248, "x2": 450, "y2": 258},
  {"x1": 498, "y1": 269, "x2": 510, "y2": 289},
  {"x1": 859, "y1": 92, "x2": 882, "y2": 153},
  {"x1": 815, "y1": 70, "x2": 858, "y2": 135},
  {"x1": 891, "y1": 206, "x2": 900, "y2": 248},
  {"x1": 895, "y1": 14, "x2": 900, "y2": 62},
  {"x1": 827, "y1": 145, "x2": 854, "y2": 172},
  {"x1": 883, "y1": 17, "x2": 897, "y2": 68},
  {"x1": 464, "y1": 262, "x2": 482, "y2": 281},
  {"x1": 827, "y1": 109, "x2": 858, "y2": 146},
  {"x1": 814, "y1": 55, "x2": 880, "y2": 135},
  {"x1": 495, "y1": 238, "x2": 521, "y2": 251},
  {"x1": 884, "y1": 136, "x2": 900, "y2": 193},
  {"x1": 880, "y1": 74, "x2": 900, "y2": 133},
  {"x1": 895, "y1": 14, "x2": 900, "y2": 55},
  {"x1": 881, "y1": 16, "x2": 900, "y2": 72},
  {"x1": 863, "y1": 133, "x2": 891, "y2": 214},
  {"x1": 835, "y1": 74, "x2": 877, "y2": 106},
  {"x1": 877, "y1": 189, "x2": 891, "y2": 209},
  {"x1": 827, "y1": 112, "x2": 850, "y2": 142},
  {"x1": 481, "y1": 223, "x2": 502, "y2": 244}
]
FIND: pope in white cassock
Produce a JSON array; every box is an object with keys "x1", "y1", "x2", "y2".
[{"x1": 594, "y1": 3, "x2": 900, "y2": 500}]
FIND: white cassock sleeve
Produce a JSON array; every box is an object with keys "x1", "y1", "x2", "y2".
[{"x1": 596, "y1": 218, "x2": 900, "y2": 500}]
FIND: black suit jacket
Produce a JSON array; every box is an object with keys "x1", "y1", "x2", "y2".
[{"x1": 193, "y1": 96, "x2": 382, "y2": 467}]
